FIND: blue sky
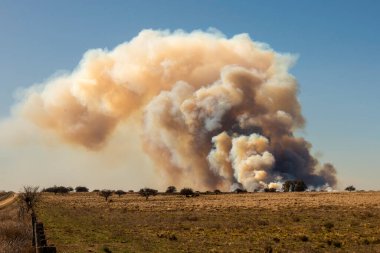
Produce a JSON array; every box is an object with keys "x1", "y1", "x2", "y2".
[{"x1": 0, "y1": 1, "x2": 379, "y2": 189}]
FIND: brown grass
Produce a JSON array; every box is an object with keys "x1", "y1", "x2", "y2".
[
  {"x1": 0, "y1": 201, "x2": 33, "y2": 253},
  {"x1": 36, "y1": 192, "x2": 380, "y2": 252}
]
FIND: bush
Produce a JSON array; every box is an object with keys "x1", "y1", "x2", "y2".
[
  {"x1": 115, "y1": 190, "x2": 126, "y2": 197},
  {"x1": 75, "y1": 186, "x2": 89, "y2": 192},
  {"x1": 139, "y1": 188, "x2": 158, "y2": 200},
  {"x1": 18, "y1": 186, "x2": 40, "y2": 214},
  {"x1": 214, "y1": 189, "x2": 221, "y2": 194},
  {"x1": 264, "y1": 188, "x2": 276, "y2": 192},
  {"x1": 180, "y1": 188, "x2": 194, "y2": 197},
  {"x1": 166, "y1": 186, "x2": 177, "y2": 194},
  {"x1": 345, "y1": 185, "x2": 356, "y2": 192},
  {"x1": 234, "y1": 188, "x2": 247, "y2": 194}
]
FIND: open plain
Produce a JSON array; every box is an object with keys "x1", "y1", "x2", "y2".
[{"x1": 36, "y1": 192, "x2": 380, "y2": 253}]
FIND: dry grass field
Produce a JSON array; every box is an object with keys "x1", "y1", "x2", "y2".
[
  {"x1": 36, "y1": 192, "x2": 380, "y2": 253},
  {"x1": 0, "y1": 199, "x2": 33, "y2": 253}
]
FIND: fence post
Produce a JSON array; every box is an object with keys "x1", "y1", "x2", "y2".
[{"x1": 31, "y1": 213, "x2": 36, "y2": 247}]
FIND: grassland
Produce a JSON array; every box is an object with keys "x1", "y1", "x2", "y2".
[
  {"x1": 0, "y1": 198, "x2": 33, "y2": 253},
  {"x1": 36, "y1": 192, "x2": 380, "y2": 253}
]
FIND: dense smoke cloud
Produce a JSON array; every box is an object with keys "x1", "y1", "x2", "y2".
[{"x1": 12, "y1": 29, "x2": 336, "y2": 190}]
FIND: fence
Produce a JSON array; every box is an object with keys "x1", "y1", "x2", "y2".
[{"x1": 32, "y1": 213, "x2": 57, "y2": 253}]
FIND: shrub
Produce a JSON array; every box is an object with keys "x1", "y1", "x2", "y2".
[
  {"x1": 180, "y1": 188, "x2": 194, "y2": 197},
  {"x1": 139, "y1": 188, "x2": 158, "y2": 200},
  {"x1": 345, "y1": 185, "x2": 356, "y2": 192},
  {"x1": 18, "y1": 186, "x2": 40, "y2": 214},
  {"x1": 75, "y1": 186, "x2": 89, "y2": 192},
  {"x1": 234, "y1": 188, "x2": 247, "y2": 194},
  {"x1": 214, "y1": 189, "x2": 221, "y2": 194},
  {"x1": 115, "y1": 190, "x2": 126, "y2": 197},
  {"x1": 166, "y1": 186, "x2": 177, "y2": 194},
  {"x1": 264, "y1": 188, "x2": 276, "y2": 192}
]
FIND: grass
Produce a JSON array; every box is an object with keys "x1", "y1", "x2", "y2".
[
  {"x1": 0, "y1": 200, "x2": 33, "y2": 253},
  {"x1": 36, "y1": 192, "x2": 380, "y2": 252}
]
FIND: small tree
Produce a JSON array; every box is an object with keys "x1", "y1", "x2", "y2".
[
  {"x1": 75, "y1": 186, "x2": 89, "y2": 192},
  {"x1": 18, "y1": 186, "x2": 40, "y2": 214},
  {"x1": 166, "y1": 186, "x2": 177, "y2": 194},
  {"x1": 139, "y1": 188, "x2": 158, "y2": 200},
  {"x1": 99, "y1": 190, "x2": 113, "y2": 201},
  {"x1": 214, "y1": 189, "x2": 221, "y2": 194},
  {"x1": 180, "y1": 188, "x2": 194, "y2": 197},
  {"x1": 345, "y1": 185, "x2": 356, "y2": 192},
  {"x1": 115, "y1": 190, "x2": 126, "y2": 197}
]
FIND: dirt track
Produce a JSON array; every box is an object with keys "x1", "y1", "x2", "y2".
[{"x1": 0, "y1": 192, "x2": 18, "y2": 209}]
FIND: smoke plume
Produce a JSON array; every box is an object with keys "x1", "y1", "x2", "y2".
[{"x1": 8, "y1": 29, "x2": 337, "y2": 190}]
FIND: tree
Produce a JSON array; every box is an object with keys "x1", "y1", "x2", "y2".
[
  {"x1": 214, "y1": 189, "x2": 221, "y2": 194},
  {"x1": 75, "y1": 186, "x2": 89, "y2": 192},
  {"x1": 99, "y1": 190, "x2": 113, "y2": 201},
  {"x1": 282, "y1": 180, "x2": 307, "y2": 192},
  {"x1": 139, "y1": 188, "x2": 158, "y2": 200},
  {"x1": 180, "y1": 188, "x2": 194, "y2": 197},
  {"x1": 18, "y1": 186, "x2": 40, "y2": 214},
  {"x1": 345, "y1": 185, "x2": 356, "y2": 192},
  {"x1": 166, "y1": 186, "x2": 177, "y2": 194},
  {"x1": 115, "y1": 190, "x2": 126, "y2": 197},
  {"x1": 294, "y1": 180, "x2": 307, "y2": 192},
  {"x1": 282, "y1": 181, "x2": 293, "y2": 192}
]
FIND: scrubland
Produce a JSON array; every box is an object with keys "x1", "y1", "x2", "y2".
[{"x1": 36, "y1": 192, "x2": 380, "y2": 253}]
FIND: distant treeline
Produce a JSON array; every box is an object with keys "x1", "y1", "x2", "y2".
[{"x1": 41, "y1": 180, "x2": 310, "y2": 196}]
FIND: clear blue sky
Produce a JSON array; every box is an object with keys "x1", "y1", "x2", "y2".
[{"x1": 0, "y1": 0, "x2": 379, "y2": 189}]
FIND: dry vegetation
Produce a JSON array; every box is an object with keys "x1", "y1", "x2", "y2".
[
  {"x1": 36, "y1": 192, "x2": 380, "y2": 253},
  {"x1": 0, "y1": 200, "x2": 33, "y2": 253}
]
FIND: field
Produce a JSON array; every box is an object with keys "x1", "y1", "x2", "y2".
[
  {"x1": 36, "y1": 192, "x2": 380, "y2": 253},
  {"x1": 0, "y1": 197, "x2": 33, "y2": 253}
]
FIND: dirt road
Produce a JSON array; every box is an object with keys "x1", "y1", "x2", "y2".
[{"x1": 0, "y1": 192, "x2": 18, "y2": 209}]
